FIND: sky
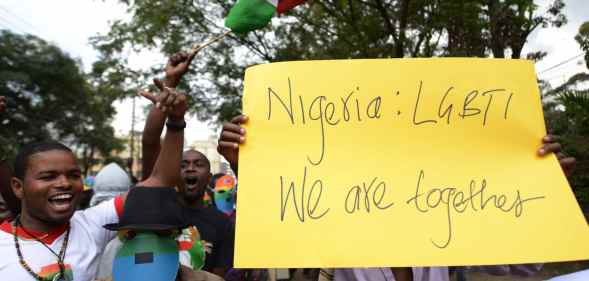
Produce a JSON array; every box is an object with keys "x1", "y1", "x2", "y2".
[
  {"x1": 0, "y1": 0, "x2": 588, "y2": 143},
  {"x1": 0, "y1": 0, "x2": 214, "y2": 143}
]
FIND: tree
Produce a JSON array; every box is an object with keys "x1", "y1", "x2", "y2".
[
  {"x1": 0, "y1": 30, "x2": 124, "y2": 172},
  {"x1": 93, "y1": 0, "x2": 566, "y2": 124},
  {"x1": 576, "y1": 21, "x2": 589, "y2": 69},
  {"x1": 541, "y1": 21, "x2": 589, "y2": 217}
]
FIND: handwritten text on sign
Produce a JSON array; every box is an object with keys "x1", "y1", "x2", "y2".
[{"x1": 235, "y1": 59, "x2": 589, "y2": 268}]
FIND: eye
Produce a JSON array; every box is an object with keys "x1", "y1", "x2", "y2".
[{"x1": 39, "y1": 174, "x2": 56, "y2": 181}]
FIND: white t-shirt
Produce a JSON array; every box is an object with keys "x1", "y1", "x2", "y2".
[{"x1": 0, "y1": 198, "x2": 120, "y2": 281}]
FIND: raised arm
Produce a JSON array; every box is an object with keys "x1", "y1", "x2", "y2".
[
  {"x1": 138, "y1": 87, "x2": 188, "y2": 188},
  {"x1": 217, "y1": 115, "x2": 248, "y2": 176},
  {"x1": 142, "y1": 52, "x2": 196, "y2": 180}
]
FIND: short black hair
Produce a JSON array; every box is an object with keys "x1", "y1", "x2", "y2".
[
  {"x1": 182, "y1": 149, "x2": 211, "y2": 169},
  {"x1": 13, "y1": 141, "x2": 73, "y2": 180}
]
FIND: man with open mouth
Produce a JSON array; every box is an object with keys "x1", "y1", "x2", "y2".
[
  {"x1": 141, "y1": 51, "x2": 235, "y2": 278},
  {"x1": 0, "y1": 84, "x2": 189, "y2": 281}
]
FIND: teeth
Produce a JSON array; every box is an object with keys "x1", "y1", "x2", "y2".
[{"x1": 51, "y1": 194, "x2": 72, "y2": 200}]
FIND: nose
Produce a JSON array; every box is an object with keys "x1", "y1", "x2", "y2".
[
  {"x1": 185, "y1": 162, "x2": 198, "y2": 172},
  {"x1": 55, "y1": 174, "x2": 72, "y2": 190}
]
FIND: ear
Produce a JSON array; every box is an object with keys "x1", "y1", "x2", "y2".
[{"x1": 11, "y1": 177, "x2": 24, "y2": 200}]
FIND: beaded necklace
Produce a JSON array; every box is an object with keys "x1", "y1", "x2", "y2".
[{"x1": 12, "y1": 216, "x2": 71, "y2": 281}]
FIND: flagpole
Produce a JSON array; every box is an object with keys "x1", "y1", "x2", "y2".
[{"x1": 191, "y1": 30, "x2": 232, "y2": 54}]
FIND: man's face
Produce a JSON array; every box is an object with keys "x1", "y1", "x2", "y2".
[
  {"x1": 13, "y1": 150, "x2": 83, "y2": 225},
  {"x1": 180, "y1": 151, "x2": 210, "y2": 202}
]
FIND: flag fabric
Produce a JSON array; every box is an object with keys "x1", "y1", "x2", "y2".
[{"x1": 225, "y1": 0, "x2": 306, "y2": 34}]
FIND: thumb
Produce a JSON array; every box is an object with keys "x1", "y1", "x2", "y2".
[
  {"x1": 153, "y1": 78, "x2": 165, "y2": 91},
  {"x1": 139, "y1": 90, "x2": 158, "y2": 104},
  {"x1": 186, "y1": 50, "x2": 197, "y2": 66}
]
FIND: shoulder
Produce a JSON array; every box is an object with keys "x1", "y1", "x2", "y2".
[{"x1": 184, "y1": 207, "x2": 233, "y2": 233}]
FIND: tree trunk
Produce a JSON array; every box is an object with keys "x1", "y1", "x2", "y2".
[
  {"x1": 395, "y1": 0, "x2": 411, "y2": 57},
  {"x1": 487, "y1": 0, "x2": 505, "y2": 58}
]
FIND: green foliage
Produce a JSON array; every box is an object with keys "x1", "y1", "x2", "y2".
[
  {"x1": 575, "y1": 21, "x2": 589, "y2": 69},
  {"x1": 542, "y1": 22, "x2": 589, "y2": 215},
  {"x1": 0, "y1": 30, "x2": 124, "y2": 173},
  {"x1": 92, "y1": 0, "x2": 566, "y2": 124}
]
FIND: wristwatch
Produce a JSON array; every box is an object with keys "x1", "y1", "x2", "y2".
[{"x1": 166, "y1": 119, "x2": 186, "y2": 131}]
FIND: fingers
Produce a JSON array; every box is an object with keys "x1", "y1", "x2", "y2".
[
  {"x1": 219, "y1": 140, "x2": 239, "y2": 149},
  {"x1": 223, "y1": 121, "x2": 246, "y2": 137},
  {"x1": 168, "y1": 52, "x2": 182, "y2": 66},
  {"x1": 186, "y1": 50, "x2": 197, "y2": 66},
  {"x1": 538, "y1": 142, "x2": 562, "y2": 156},
  {"x1": 542, "y1": 135, "x2": 559, "y2": 144},
  {"x1": 153, "y1": 78, "x2": 165, "y2": 91},
  {"x1": 230, "y1": 114, "x2": 249, "y2": 125},
  {"x1": 172, "y1": 93, "x2": 186, "y2": 108},
  {"x1": 221, "y1": 130, "x2": 245, "y2": 145},
  {"x1": 560, "y1": 157, "x2": 577, "y2": 175},
  {"x1": 169, "y1": 51, "x2": 191, "y2": 66},
  {"x1": 161, "y1": 87, "x2": 177, "y2": 107},
  {"x1": 139, "y1": 90, "x2": 158, "y2": 104}
]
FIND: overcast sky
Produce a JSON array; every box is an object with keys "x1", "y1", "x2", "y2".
[{"x1": 0, "y1": 0, "x2": 587, "y2": 143}]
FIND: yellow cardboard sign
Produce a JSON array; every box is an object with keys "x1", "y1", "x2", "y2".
[{"x1": 235, "y1": 59, "x2": 589, "y2": 268}]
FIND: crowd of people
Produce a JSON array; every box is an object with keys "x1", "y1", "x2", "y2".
[{"x1": 0, "y1": 51, "x2": 580, "y2": 281}]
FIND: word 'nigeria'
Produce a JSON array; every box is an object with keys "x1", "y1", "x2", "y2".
[{"x1": 266, "y1": 78, "x2": 514, "y2": 166}]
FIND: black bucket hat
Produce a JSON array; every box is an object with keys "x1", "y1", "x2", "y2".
[{"x1": 104, "y1": 186, "x2": 189, "y2": 231}]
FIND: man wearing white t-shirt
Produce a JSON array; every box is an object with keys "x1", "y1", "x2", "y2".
[{"x1": 0, "y1": 86, "x2": 188, "y2": 281}]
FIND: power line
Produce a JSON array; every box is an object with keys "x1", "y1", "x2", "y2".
[
  {"x1": 537, "y1": 53, "x2": 584, "y2": 75},
  {"x1": 0, "y1": 8, "x2": 56, "y2": 45},
  {"x1": 0, "y1": 15, "x2": 26, "y2": 34},
  {"x1": 0, "y1": 5, "x2": 42, "y2": 34}
]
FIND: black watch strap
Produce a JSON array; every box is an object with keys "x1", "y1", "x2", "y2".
[{"x1": 166, "y1": 119, "x2": 186, "y2": 131}]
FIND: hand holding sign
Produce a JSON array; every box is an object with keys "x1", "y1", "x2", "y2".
[
  {"x1": 218, "y1": 115, "x2": 248, "y2": 173},
  {"x1": 235, "y1": 59, "x2": 589, "y2": 268},
  {"x1": 539, "y1": 135, "x2": 576, "y2": 176}
]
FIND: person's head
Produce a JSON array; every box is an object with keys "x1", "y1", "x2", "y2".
[
  {"x1": 180, "y1": 150, "x2": 211, "y2": 204},
  {"x1": 11, "y1": 141, "x2": 82, "y2": 226}
]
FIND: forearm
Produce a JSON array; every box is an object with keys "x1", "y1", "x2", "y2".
[
  {"x1": 230, "y1": 163, "x2": 238, "y2": 178},
  {"x1": 149, "y1": 122, "x2": 184, "y2": 187},
  {"x1": 141, "y1": 106, "x2": 166, "y2": 180}
]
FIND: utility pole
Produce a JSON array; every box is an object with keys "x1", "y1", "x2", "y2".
[{"x1": 128, "y1": 95, "x2": 136, "y2": 178}]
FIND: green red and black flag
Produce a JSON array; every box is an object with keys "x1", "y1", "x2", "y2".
[{"x1": 225, "y1": 0, "x2": 307, "y2": 34}]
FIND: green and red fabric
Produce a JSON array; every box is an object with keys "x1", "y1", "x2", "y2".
[
  {"x1": 38, "y1": 263, "x2": 73, "y2": 281},
  {"x1": 225, "y1": 0, "x2": 307, "y2": 34}
]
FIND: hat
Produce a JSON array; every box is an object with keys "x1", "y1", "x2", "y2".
[{"x1": 104, "y1": 187, "x2": 189, "y2": 231}]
